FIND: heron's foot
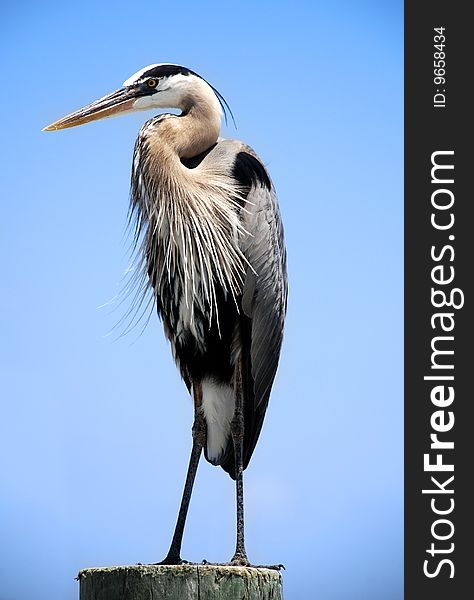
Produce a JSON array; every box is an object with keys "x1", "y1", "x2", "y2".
[
  {"x1": 154, "y1": 554, "x2": 189, "y2": 566},
  {"x1": 253, "y1": 563, "x2": 285, "y2": 571},
  {"x1": 229, "y1": 552, "x2": 250, "y2": 567},
  {"x1": 201, "y1": 558, "x2": 284, "y2": 571},
  {"x1": 200, "y1": 558, "x2": 249, "y2": 568},
  {"x1": 201, "y1": 559, "x2": 249, "y2": 568}
]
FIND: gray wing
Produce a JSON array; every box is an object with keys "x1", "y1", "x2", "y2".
[
  {"x1": 241, "y1": 183, "x2": 287, "y2": 408},
  {"x1": 211, "y1": 145, "x2": 287, "y2": 477},
  {"x1": 237, "y1": 151, "x2": 288, "y2": 470}
]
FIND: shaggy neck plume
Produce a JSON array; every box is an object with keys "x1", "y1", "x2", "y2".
[{"x1": 129, "y1": 101, "x2": 249, "y2": 337}]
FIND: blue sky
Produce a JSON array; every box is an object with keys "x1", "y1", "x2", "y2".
[{"x1": 0, "y1": 1, "x2": 403, "y2": 599}]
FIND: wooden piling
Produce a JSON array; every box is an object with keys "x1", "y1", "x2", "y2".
[{"x1": 78, "y1": 564, "x2": 283, "y2": 600}]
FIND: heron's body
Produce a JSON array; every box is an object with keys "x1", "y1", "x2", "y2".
[
  {"x1": 132, "y1": 125, "x2": 285, "y2": 474},
  {"x1": 45, "y1": 64, "x2": 287, "y2": 565}
]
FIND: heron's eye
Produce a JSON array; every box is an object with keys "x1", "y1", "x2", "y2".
[{"x1": 147, "y1": 78, "x2": 158, "y2": 89}]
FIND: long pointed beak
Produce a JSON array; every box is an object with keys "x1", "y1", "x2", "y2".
[{"x1": 43, "y1": 87, "x2": 138, "y2": 131}]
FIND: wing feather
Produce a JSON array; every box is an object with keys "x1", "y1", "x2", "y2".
[
  {"x1": 221, "y1": 149, "x2": 287, "y2": 477},
  {"x1": 243, "y1": 184, "x2": 287, "y2": 399}
]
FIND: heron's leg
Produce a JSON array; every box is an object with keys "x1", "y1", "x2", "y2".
[
  {"x1": 159, "y1": 383, "x2": 205, "y2": 565},
  {"x1": 230, "y1": 361, "x2": 249, "y2": 566}
]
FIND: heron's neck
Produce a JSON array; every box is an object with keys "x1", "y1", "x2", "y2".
[
  {"x1": 147, "y1": 88, "x2": 221, "y2": 164},
  {"x1": 177, "y1": 91, "x2": 222, "y2": 159}
]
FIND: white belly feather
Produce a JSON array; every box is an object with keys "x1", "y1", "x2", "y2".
[{"x1": 201, "y1": 378, "x2": 235, "y2": 462}]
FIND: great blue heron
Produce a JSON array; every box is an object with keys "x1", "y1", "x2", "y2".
[{"x1": 44, "y1": 64, "x2": 287, "y2": 567}]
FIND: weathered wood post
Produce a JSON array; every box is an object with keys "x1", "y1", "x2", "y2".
[{"x1": 79, "y1": 564, "x2": 283, "y2": 600}]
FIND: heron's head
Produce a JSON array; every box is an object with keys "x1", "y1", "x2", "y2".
[{"x1": 43, "y1": 64, "x2": 230, "y2": 131}]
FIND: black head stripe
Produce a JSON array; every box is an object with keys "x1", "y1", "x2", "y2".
[
  {"x1": 139, "y1": 64, "x2": 194, "y2": 81},
  {"x1": 136, "y1": 64, "x2": 236, "y2": 128}
]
